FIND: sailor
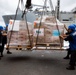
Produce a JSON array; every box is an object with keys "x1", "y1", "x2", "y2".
[
  {"x1": 60, "y1": 25, "x2": 76, "y2": 70},
  {"x1": 0, "y1": 26, "x2": 3, "y2": 57},
  {"x1": 4, "y1": 24, "x2": 12, "y2": 54},
  {"x1": 63, "y1": 24, "x2": 76, "y2": 59},
  {"x1": 0, "y1": 25, "x2": 12, "y2": 58}
]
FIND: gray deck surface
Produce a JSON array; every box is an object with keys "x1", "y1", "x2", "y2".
[{"x1": 0, "y1": 49, "x2": 76, "y2": 75}]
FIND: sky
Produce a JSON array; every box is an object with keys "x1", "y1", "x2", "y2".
[{"x1": 0, "y1": 0, "x2": 76, "y2": 26}]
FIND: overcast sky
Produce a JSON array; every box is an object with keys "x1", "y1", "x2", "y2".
[{"x1": 0, "y1": 0, "x2": 76, "y2": 26}]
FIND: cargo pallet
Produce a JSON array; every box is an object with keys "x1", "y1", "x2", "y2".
[
  {"x1": 33, "y1": 43, "x2": 65, "y2": 50},
  {"x1": 6, "y1": 45, "x2": 32, "y2": 50},
  {"x1": 6, "y1": 42, "x2": 65, "y2": 51}
]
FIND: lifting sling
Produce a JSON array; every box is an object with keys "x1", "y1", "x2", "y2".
[{"x1": 7, "y1": 0, "x2": 32, "y2": 50}]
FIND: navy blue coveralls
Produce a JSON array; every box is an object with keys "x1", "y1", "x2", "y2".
[
  {"x1": 0, "y1": 31, "x2": 7, "y2": 56},
  {"x1": 65, "y1": 31, "x2": 76, "y2": 66},
  {"x1": 0, "y1": 31, "x2": 3, "y2": 54}
]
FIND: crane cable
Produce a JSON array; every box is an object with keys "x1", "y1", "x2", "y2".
[
  {"x1": 7, "y1": 0, "x2": 20, "y2": 50},
  {"x1": 55, "y1": 17, "x2": 62, "y2": 49}
]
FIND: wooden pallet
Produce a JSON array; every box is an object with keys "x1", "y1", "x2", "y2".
[
  {"x1": 5, "y1": 43, "x2": 65, "y2": 51},
  {"x1": 6, "y1": 45, "x2": 33, "y2": 50},
  {"x1": 6, "y1": 45, "x2": 22, "y2": 50},
  {"x1": 34, "y1": 43, "x2": 64, "y2": 50}
]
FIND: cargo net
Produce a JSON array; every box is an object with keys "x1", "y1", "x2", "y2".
[{"x1": 33, "y1": 16, "x2": 65, "y2": 50}]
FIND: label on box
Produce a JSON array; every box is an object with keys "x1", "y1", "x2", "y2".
[
  {"x1": 8, "y1": 20, "x2": 19, "y2": 31},
  {"x1": 52, "y1": 30, "x2": 60, "y2": 36},
  {"x1": 33, "y1": 28, "x2": 44, "y2": 37}
]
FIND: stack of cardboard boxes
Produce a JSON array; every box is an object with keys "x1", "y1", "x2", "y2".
[
  {"x1": 7, "y1": 20, "x2": 33, "y2": 46},
  {"x1": 33, "y1": 16, "x2": 64, "y2": 48}
]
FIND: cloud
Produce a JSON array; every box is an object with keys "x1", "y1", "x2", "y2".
[
  {"x1": 0, "y1": 0, "x2": 76, "y2": 22},
  {"x1": 61, "y1": 3, "x2": 76, "y2": 11},
  {"x1": 0, "y1": 0, "x2": 76, "y2": 14},
  {"x1": 0, "y1": 0, "x2": 19, "y2": 14},
  {"x1": 0, "y1": 0, "x2": 19, "y2": 22},
  {"x1": 60, "y1": 0, "x2": 76, "y2": 11}
]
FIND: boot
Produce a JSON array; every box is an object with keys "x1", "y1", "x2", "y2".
[
  {"x1": 0, "y1": 52, "x2": 3, "y2": 57},
  {"x1": 63, "y1": 56, "x2": 69, "y2": 59},
  {"x1": 7, "y1": 51, "x2": 12, "y2": 54},
  {"x1": 66, "y1": 66, "x2": 75, "y2": 70}
]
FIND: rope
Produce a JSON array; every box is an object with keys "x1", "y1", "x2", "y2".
[
  {"x1": 35, "y1": 0, "x2": 46, "y2": 46},
  {"x1": 64, "y1": 24, "x2": 68, "y2": 31},
  {"x1": 55, "y1": 17, "x2": 63, "y2": 48},
  {"x1": 8, "y1": 0, "x2": 32, "y2": 50},
  {"x1": 35, "y1": 0, "x2": 62, "y2": 49},
  {"x1": 7, "y1": 0, "x2": 20, "y2": 50},
  {"x1": 23, "y1": 9, "x2": 32, "y2": 48}
]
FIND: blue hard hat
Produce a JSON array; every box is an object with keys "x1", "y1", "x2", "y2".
[
  {"x1": 68, "y1": 24, "x2": 75, "y2": 31},
  {"x1": 6, "y1": 24, "x2": 8, "y2": 27},
  {"x1": 0, "y1": 26, "x2": 3, "y2": 30},
  {"x1": 72, "y1": 24, "x2": 76, "y2": 31}
]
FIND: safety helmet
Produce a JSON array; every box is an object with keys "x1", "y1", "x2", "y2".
[
  {"x1": 6, "y1": 24, "x2": 8, "y2": 27},
  {"x1": 72, "y1": 24, "x2": 76, "y2": 31},
  {"x1": 0, "y1": 26, "x2": 3, "y2": 30},
  {"x1": 68, "y1": 24, "x2": 75, "y2": 31}
]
